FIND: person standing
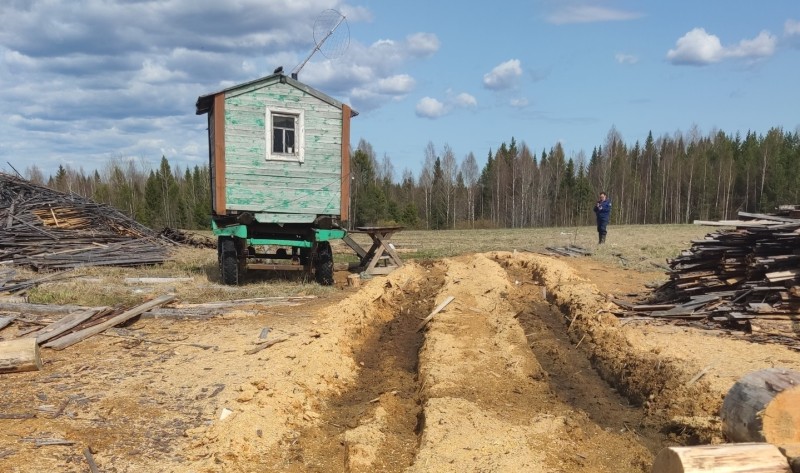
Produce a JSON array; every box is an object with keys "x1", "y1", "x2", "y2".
[{"x1": 593, "y1": 192, "x2": 611, "y2": 244}]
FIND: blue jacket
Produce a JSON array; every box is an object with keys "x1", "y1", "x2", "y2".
[{"x1": 594, "y1": 198, "x2": 611, "y2": 223}]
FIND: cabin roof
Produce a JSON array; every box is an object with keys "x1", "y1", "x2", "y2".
[{"x1": 195, "y1": 73, "x2": 358, "y2": 117}]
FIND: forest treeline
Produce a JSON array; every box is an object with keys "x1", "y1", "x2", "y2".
[{"x1": 21, "y1": 125, "x2": 800, "y2": 231}]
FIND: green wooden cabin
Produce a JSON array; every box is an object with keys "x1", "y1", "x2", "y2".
[{"x1": 195, "y1": 73, "x2": 357, "y2": 284}]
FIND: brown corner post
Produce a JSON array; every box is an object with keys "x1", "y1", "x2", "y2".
[
  {"x1": 212, "y1": 94, "x2": 227, "y2": 215},
  {"x1": 340, "y1": 104, "x2": 352, "y2": 222}
]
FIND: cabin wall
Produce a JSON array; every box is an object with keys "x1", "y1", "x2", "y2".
[{"x1": 223, "y1": 81, "x2": 343, "y2": 219}]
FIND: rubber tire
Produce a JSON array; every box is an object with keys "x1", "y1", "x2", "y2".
[
  {"x1": 314, "y1": 242, "x2": 334, "y2": 286},
  {"x1": 219, "y1": 237, "x2": 240, "y2": 285}
]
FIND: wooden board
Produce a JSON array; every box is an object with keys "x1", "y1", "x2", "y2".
[
  {"x1": 44, "y1": 294, "x2": 176, "y2": 350},
  {"x1": 28, "y1": 308, "x2": 107, "y2": 344}
]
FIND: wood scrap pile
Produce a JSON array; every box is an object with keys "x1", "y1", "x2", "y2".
[
  {"x1": 617, "y1": 211, "x2": 800, "y2": 347},
  {"x1": 544, "y1": 244, "x2": 592, "y2": 257},
  {"x1": 159, "y1": 227, "x2": 216, "y2": 249},
  {"x1": 0, "y1": 172, "x2": 173, "y2": 270},
  {"x1": 0, "y1": 294, "x2": 177, "y2": 373}
]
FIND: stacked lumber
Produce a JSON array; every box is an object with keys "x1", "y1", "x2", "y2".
[
  {"x1": 619, "y1": 211, "x2": 800, "y2": 345},
  {"x1": 0, "y1": 172, "x2": 173, "y2": 270}
]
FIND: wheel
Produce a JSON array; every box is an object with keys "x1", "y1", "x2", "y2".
[
  {"x1": 314, "y1": 241, "x2": 334, "y2": 286},
  {"x1": 219, "y1": 237, "x2": 240, "y2": 285}
]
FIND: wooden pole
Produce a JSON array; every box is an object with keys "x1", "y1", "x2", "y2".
[
  {"x1": 0, "y1": 337, "x2": 42, "y2": 374},
  {"x1": 651, "y1": 443, "x2": 791, "y2": 473},
  {"x1": 721, "y1": 368, "x2": 800, "y2": 444}
]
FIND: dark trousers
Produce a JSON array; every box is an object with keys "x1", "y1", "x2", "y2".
[{"x1": 597, "y1": 221, "x2": 608, "y2": 243}]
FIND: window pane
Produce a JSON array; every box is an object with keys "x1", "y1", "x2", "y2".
[
  {"x1": 285, "y1": 130, "x2": 294, "y2": 153},
  {"x1": 273, "y1": 115, "x2": 294, "y2": 129},
  {"x1": 273, "y1": 129, "x2": 284, "y2": 153}
]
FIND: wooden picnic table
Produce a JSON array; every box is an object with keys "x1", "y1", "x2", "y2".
[{"x1": 343, "y1": 226, "x2": 404, "y2": 275}]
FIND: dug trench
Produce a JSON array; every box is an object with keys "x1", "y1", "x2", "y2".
[
  {"x1": 276, "y1": 253, "x2": 691, "y2": 472},
  {"x1": 281, "y1": 263, "x2": 445, "y2": 472},
  {"x1": 186, "y1": 252, "x2": 719, "y2": 472}
]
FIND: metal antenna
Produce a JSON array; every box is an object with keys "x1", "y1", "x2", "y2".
[{"x1": 291, "y1": 9, "x2": 349, "y2": 79}]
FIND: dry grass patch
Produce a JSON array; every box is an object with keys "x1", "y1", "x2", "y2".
[
  {"x1": 25, "y1": 246, "x2": 335, "y2": 307},
  {"x1": 19, "y1": 224, "x2": 712, "y2": 307},
  {"x1": 347, "y1": 224, "x2": 711, "y2": 271}
]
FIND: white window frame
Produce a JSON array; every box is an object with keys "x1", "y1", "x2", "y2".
[{"x1": 265, "y1": 107, "x2": 305, "y2": 163}]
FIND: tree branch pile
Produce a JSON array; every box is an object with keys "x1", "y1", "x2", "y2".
[{"x1": 0, "y1": 172, "x2": 173, "y2": 270}]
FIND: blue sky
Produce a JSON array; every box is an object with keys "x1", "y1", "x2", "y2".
[{"x1": 0, "y1": 0, "x2": 798, "y2": 179}]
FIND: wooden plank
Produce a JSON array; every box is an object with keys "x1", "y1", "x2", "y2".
[
  {"x1": 84, "y1": 447, "x2": 100, "y2": 473},
  {"x1": 739, "y1": 211, "x2": 800, "y2": 223},
  {"x1": 123, "y1": 277, "x2": 193, "y2": 284},
  {"x1": 28, "y1": 308, "x2": 106, "y2": 344},
  {"x1": 245, "y1": 336, "x2": 288, "y2": 355},
  {"x1": 44, "y1": 294, "x2": 176, "y2": 350},
  {"x1": 0, "y1": 315, "x2": 15, "y2": 331},
  {"x1": 416, "y1": 296, "x2": 456, "y2": 332},
  {"x1": 342, "y1": 234, "x2": 367, "y2": 259}
]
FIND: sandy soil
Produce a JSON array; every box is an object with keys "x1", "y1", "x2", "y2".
[{"x1": 2, "y1": 251, "x2": 800, "y2": 472}]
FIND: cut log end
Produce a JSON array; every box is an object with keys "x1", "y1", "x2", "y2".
[
  {"x1": 652, "y1": 443, "x2": 791, "y2": 473},
  {"x1": 0, "y1": 337, "x2": 42, "y2": 374},
  {"x1": 722, "y1": 368, "x2": 800, "y2": 444}
]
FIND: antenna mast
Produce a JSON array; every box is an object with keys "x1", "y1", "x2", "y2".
[{"x1": 291, "y1": 10, "x2": 349, "y2": 79}]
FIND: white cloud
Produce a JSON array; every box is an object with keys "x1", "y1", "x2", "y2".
[
  {"x1": 453, "y1": 92, "x2": 477, "y2": 107},
  {"x1": 667, "y1": 28, "x2": 725, "y2": 65},
  {"x1": 547, "y1": 5, "x2": 643, "y2": 25},
  {"x1": 415, "y1": 97, "x2": 445, "y2": 118},
  {"x1": 615, "y1": 53, "x2": 638, "y2": 65},
  {"x1": 727, "y1": 31, "x2": 776, "y2": 58},
  {"x1": 510, "y1": 98, "x2": 529, "y2": 108},
  {"x1": 376, "y1": 74, "x2": 416, "y2": 94},
  {"x1": 483, "y1": 59, "x2": 522, "y2": 90},
  {"x1": 406, "y1": 32, "x2": 440, "y2": 56},
  {"x1": 785, "y1": 19, "x2": 800, "y2": 36},
  {"x1": 0, "y1": 1, "x2": 447, "y2": 173},
  {"x1": 415, "y1": 91, "x2": 476, "y2": 119},
  {"x1": 302, "y1": 31, "x2": 440, "y2": 111},
  {"x1": 667, "y1": 28, "x2": 777, "y2": 65}
]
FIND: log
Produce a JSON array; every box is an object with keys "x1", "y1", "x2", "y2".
[
  {"x1": 778, "y1": 445, "x2": 800, "y2": 473},
  {"x1": 347, "y1": 274, "x2": 361, "y2": 288},
  {"x1": 0, "y1": 337, "x2": 42, "y2": 374},
  {"x1": 652, "y1": 443, "x2": 791, "y2": 473},
  {"x1": 721, "y1": 368, "x2": 800, "y2": 444},
  {"x1": 44, "y1": 294, "x2": 176, "y2": 350}
]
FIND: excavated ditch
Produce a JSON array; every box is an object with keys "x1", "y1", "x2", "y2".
[
  {"x1": 282, "y1": 264, "x2": 445, "y2": 472},
  {"x1": 509, "y1": 280, "x2": 670, "y2": 454}
]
